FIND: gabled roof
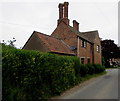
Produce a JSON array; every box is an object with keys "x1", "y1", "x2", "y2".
[
  {"x1": 35, "y1": 31, "x2": 75, "y2": 55},
  {"x1": 81, "y1": 30, "x2": 98, "y2": 43},
  {"x1": 56, "y1": 20, "x2": 97, "y2": 44},
  {"x1": 68, "y1": 26, "x2": 92, "y2": 43},
  {"x1": 68, "y1": 25, "x2": 99, "y2": 44}
]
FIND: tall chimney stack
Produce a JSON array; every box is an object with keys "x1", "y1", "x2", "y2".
[
  {"x1": 73, "y1": 20, "x2": 79, "y2": 31},
  {"x1": 62, "y1": 2, "x2": 69, "y2": 25},
  {"x1": 64, "y1": 2, "x2": 69, "y2": 18},
  {"x1": 58, "y1": 2, "x2": 69, "y2": 25},
  {"x1": 58, "y1": 3, "x2": 63, "y2": 19}
]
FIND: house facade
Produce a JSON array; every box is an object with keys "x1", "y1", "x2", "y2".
[{"x1": 23, "y1": 2, "x2": 102, "y2": 64}]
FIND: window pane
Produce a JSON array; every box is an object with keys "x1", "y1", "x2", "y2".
[
  {"x1": 87, "y1": 58, "x2": 90, "y2": 64},
  {"x1": 84, "y1": 41, "x2": 86, "y2": 47},
  {"x1": 81, "y1": 40, "x2": 86, "y2": 48},
  {"x1": 81, "y1": 58, "x2": 84, "y2": 64},
  {"x1": 96, "y1": 45, "x2": 99, "y2": 52}
]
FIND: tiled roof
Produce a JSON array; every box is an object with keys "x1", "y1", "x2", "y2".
[
  {"x1": 69, "y1": 26, "x2": 98, "y2": 43},
  {"x1": 81, "y1": 31, "x2": 98, "y2": 43},
  {"x1": 68, "y1": 26, "x2": 91, "y2": 42},
  {"x1": 35, "y1": 31, "x2": 75, "y2": 55}
]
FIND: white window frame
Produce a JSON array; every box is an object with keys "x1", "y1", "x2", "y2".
[
  {"x1": 87, "y1": 57, "x2": 90, "y2": 64},
  {"x1": 96, "y1": 45, "x2": 99, "y2": 52},
  {"x1": 81, "y1": 40, "x2": 87, "y2": 48},
  {"x1": 80, "y1": 57, "x2": 85, "y2": 64}
]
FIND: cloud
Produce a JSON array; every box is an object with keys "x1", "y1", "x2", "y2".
[{"x1": 0, "y1": 1, "x2": 118, "y2": 48}]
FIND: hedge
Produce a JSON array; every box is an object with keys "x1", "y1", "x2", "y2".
[{"x1": 2, "y1": 44, "x2": 105, "y2": 100}]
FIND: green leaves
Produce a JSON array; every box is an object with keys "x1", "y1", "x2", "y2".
[{"x1": 2, "y1": 44, "x2": 105, "y2": 100}]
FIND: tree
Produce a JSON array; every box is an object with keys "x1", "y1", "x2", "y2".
[
  {"x1": 2, "y1": 37, "x2": 16, "y2": 48},
  {"x1": 101, "y1": 39, "x2": 120, "y2": 67}
]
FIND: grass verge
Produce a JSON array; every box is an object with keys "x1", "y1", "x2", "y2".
[
  {"x1": 49, "y1": 71, "x2": 107, "y2": 99},
  {"x1": 105, "y1": 67, "x2": 119, "y2": 69},
  {"x1": 80, "y1": 71, "x2": 107, "y2": 83}
]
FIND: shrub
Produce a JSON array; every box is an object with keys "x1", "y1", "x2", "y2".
[
  {"x1": 86, "y1": 64, "x2": 95, "y2": 74},
  {"x1": 102, "y1": 57, "x2": 105, "y2": 66},
  {"x1": 2, "y1": 44, "x2": 105, "y2": 100},
  {"x1": 71, "y1": 57, "x2": 81, "y2": 76},
  {"x1": 93, "y1": 64, "x2": 105, "y2": 73},
  {"x1": 2, "y1": 45, "x2": 77, "y2": 100},
  {"x1": 79, "y1": 64, "x2": 89, "y2": 77}
]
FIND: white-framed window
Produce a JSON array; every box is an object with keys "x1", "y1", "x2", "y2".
[
  {"x1": 81, "y1": 57, "x2": 85, "y2": 64},
  {"x1": 96, "y1": 45, "x2": 100, "y2": 52},
  {"x1": 87, "y1": 57, "x2": 90, "y2": 64},
  {"x1": 81, "y1": 40, "x2": 87, "y2": 48}
]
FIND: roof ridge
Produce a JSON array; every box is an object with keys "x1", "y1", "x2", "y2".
[
  {"x1": 35, "y1": 30, "x2": 62, "y2": 41},
  {"x1": 81, "y1": 30, "x2": 98, "y2": 33},
  {"x1": 68, "y1": 25, "x2": 92, "y2": 43},
  {"x1": 34, "y1": 31, "x2": 52, "y2": 37}
]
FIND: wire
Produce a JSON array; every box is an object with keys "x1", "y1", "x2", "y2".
[{"x1": 0, "y1": 21, "x2": 40, "y2": 29}]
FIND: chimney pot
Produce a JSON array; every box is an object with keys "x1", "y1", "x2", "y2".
[
  {"x1": 64, "y1": 2, "x2": 69, "y2": 18},
  {"x1": 73, "y1": 20, "x2": 79, "y2": 31},
  {"x1": 58, "y1": 3, "x2": 64, "y2": 19},
  {"x1": 58, "y1": 2, "x2": 69, "y2": 25},
  {"x1": 58, "y1": 3, "x2": 63, "y2": 8},
  {"x1": 64, "y1": 2, "x2": 69, "y2": 6}
]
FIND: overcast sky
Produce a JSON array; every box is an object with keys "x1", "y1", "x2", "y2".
[{"x1": 0, "y1": 0, "x2": 119, "y2": 48}]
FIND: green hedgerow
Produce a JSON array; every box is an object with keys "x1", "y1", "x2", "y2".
[{"x1": 2, "y1": 44, "x2": 105, "y2": 100}]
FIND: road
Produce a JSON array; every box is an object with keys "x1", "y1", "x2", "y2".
[{"x1": 52, "y1": 69, "x2": 118, "y2": 99}]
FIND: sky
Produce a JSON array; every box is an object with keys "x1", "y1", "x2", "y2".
[{"x1": 0, "y1": 0, "x2": 119, "y2": 48}]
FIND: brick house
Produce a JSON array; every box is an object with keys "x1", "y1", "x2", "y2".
[{"x1": 23, "y1": 2, "x2": 102, "y2": 64}]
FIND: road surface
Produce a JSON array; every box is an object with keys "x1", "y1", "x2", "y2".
[{"x1": 52, "y1": 69, "x2": 118, "y2": 99}]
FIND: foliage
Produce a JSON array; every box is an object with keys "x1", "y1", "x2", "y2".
[
  {"x1": 101, "y1": 39, "x2": 119, "y2": 59},
  {"x1": 101, "y1": 39, "x2": 120, "y2": 67},
  {"x1": 93, "y1": 64, "x2": 105, "y2": 73},
  {"x1": 79, "y1": 64, "x2": 89, "y2": 76},
  {"x1": 2, "y1": 37, "x2": 16, "y2": 48},
  {"x1": 2, "y1": 44, "x2": 105, "y2": 100},
  {"x1": 102, "y1": 57, "x2": 105, "y2": 66},
  {"x1": 86, "y1": 64, "x2": 95, "y2": 75}
]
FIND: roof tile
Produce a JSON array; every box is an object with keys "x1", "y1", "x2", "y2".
[{"x1": 35, "y1": 31, "x2": 75, "y2": 55}]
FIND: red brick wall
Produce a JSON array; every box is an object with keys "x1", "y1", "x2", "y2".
[
  {"x1": 52, "y1": 21, "x2": 102, "y2": 64},
  {"x1": 52, "y1": 21, "x2": 77, "y2": 47},
  {"x1": 93, "y1": 35, "x2": 102, "y2": 64},
  {"x1": 78, "y1": 38, "x2": 93, "y2": 64},
  {"x1": 52, "y1": 22, "x2": 93, "y2": 64}
]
